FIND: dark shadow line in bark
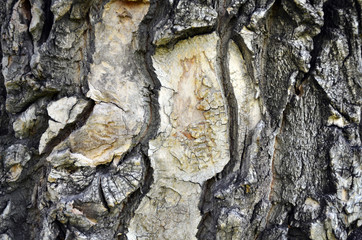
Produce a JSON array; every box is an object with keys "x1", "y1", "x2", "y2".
[
  {"x1": 197, "y1": 0, "x2": 242, "y2": 238},
  {"x1": 114, "y1": 146, "x2": 154, "y2": 240},
  {"x1": 98, "y1": 176, "x2": 111, "y2": 213},
  {"x1": 31, "y1": 99, "x2": 95, "y2": 174},
  {"x1": 54, "y1": 219, "x2": 67, "y2": 240},
  {"x1": 231, "y1": 32, "x2": 256, "y2": 84},
  {"x1": 39, "y1": 0, "x2": 54, "y2": 45},
  {"x1": 112, "y1": 0, "x2": 164, "y2": 237}
]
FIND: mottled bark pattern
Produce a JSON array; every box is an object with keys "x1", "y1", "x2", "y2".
[{"x1": 0, "y1": 0, "x2": 361, "y2": 239}]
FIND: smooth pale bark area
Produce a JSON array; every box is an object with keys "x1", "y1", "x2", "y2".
[{"x1": 0, "y1": 0, "x2": 361, "y2": 240}]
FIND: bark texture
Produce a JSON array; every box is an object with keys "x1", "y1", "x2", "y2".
[{"x1": 0, "y1": 0, "x2": 361, "y2": 239}]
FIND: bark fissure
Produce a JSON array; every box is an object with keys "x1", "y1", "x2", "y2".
[
  {"x1": 114, "y1": 148, "x2": 154, "y2": 239},
  {"x1": 99, "y1": 176, "x2": 111, "y2": 212},
  {"x1": 112, "y1": 1, "x2": 162, "y2": 237},
  {"x1": 197, "y1": 0, "x2": 244, "y2": 238},
  {"x1": 38, "y1": 0, "x2": 54, "y2": 45},
  {"x1": 38, "y1": 99, "x2": 95, "y2": 157}
]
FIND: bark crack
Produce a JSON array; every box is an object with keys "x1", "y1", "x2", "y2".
[
  {"x1": 197, "y1": 0, "x2": 244, "y2": 238},
  {"x1": 33, "y1": 99, "x2": 95, "y2": 170},
  {"x1": 112, "y1": 1, "x2": 163, "y2": 237},
  {"x1": 38, "y1": 0, "x2": 54, "y2": 45}
]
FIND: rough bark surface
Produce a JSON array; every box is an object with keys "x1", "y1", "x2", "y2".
[{"x1": 0, "y1": 0, "x2": 361, "y2": 239}]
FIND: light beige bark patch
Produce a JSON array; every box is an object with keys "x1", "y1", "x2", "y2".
[
  {"x1": 47, "y1": 1, "x2": 150, "y2": 167},
  {"x1": 128, "y1": 33, "x2": 230, "y2": 240}
]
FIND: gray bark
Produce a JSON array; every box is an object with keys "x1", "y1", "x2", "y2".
[{"x1": 0, "y1": 0, "x2": 361, "y2": 239}]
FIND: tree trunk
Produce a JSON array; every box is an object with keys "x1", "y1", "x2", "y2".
[{"x1": 0, "y1": 0, "x2": 361, "y2": 239}]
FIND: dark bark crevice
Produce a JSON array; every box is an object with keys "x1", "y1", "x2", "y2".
[
  {"x1": 112, "y1": 0, "x2": 163, "y2": 236},
  {"x1": 197, "y1": 0, "x2": 245, "y2": 238},
  {"x1": 38, "y1": 0, "x2": 54, "y2": 45},
  {"x1": 54, "y1": 219, "x2": 67, "y2": 240},
  {"x1": 215, "y1": 0, "x2": 241, "y2": 180},
  {"x1": 231, "y1": 33, "x2": 256, "y2": 84},
  {"x1": 38, "y1": 99, "x2": 94, "y2": 157},
  {"x1": 98, "y1": 177, "x2": 111, "y2": 213},
  {"x1": 347, "y1": 226, "x2": 362, "y2": 240},
  {"x1": 297, "y1": 0, "x2": 356, "y2": 98},
  {"x1": 114, "y1": 146, "x2": 154, "y2": 240}
]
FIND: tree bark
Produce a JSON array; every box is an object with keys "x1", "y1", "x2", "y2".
[{"x1": 0, "y1": 0, "x2": 361, "y2": 239}]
